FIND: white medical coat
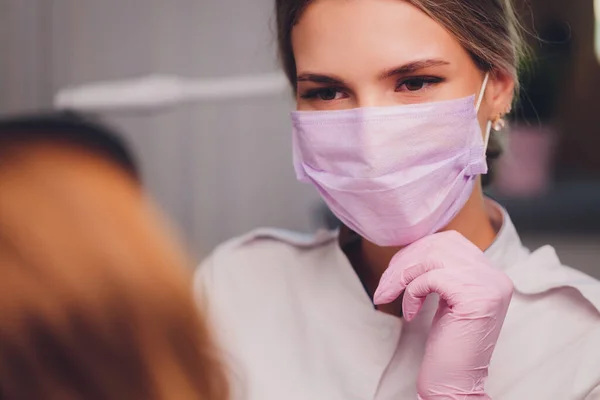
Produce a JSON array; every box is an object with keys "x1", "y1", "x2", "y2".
[{"x1": 195, "y1": 205, "x2": 600, "y2": 400}]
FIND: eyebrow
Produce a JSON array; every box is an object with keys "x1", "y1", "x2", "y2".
[
  {"x1": 379, "y1": 59, "x2": 450, "y2": 79},
  {"x1": 296, "y1": 73, "x2": 346, "y2": 86},
  {"x1": 296, "y1": 59, "x2": 450, "y2": 86}
]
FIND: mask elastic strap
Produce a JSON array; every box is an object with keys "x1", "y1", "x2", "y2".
[
  {"x1": 476, "y1": 73, "x2": 492, "y2": 152},
  {"x1": 475, "y1": 72, "x2": 490, "y2": 112}
]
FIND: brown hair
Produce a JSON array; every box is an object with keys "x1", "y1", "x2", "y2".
[
  {"x1": 0, "y1": 136, "x2": 228, "y2": 399},
  {"x1": 275, "y1": 0, "x2": 526, "y2": 185}
]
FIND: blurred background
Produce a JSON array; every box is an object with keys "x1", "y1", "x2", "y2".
[{"x1": 1, "y1": 0, "x2": 599, "y2": 277}]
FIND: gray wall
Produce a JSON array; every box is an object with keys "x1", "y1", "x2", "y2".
[{"x1": 0, "y1": 0, "x2": 321, "y2": 259}]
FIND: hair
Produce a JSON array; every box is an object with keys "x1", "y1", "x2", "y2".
[
  {"x1": 0, "y1": 111, "x2": 139, "y2": 180},
  {"x1": 275, "y1": 0, "x2": 527, "y2": 186},
  {"x1": 0, "y1": 114, "x2": 229, "y2": 400}
]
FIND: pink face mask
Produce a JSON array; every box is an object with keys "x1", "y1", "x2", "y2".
[{"x1": 291, "y1": 74, "x2": 492, "y2": 247}]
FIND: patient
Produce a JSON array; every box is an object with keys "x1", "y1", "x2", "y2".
[{"x1": 0, "y1": 113, "x2": 228, "y2": 400}]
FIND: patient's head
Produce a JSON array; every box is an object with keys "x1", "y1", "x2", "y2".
[{"x1": 0, "y1": 113, "x2": 228, "y2": 400}]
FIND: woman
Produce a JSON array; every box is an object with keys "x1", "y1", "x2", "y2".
[
  {"x1": 0, "y1": 114, "x2": 228, "y2": 400},
  {"x1": 196, "y1": 1, "x2": 600, "y2": 399}
]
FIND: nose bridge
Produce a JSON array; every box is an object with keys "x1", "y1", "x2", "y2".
[
  {"x1": 353, "y1": 80, "x2": 398, "y2": 108},
  {"x1": 340, "y1": 64, "x2": 392, "y2": 108},
  {"x1": 355, "y1": 84, "x2": 385, "y2": 108}
]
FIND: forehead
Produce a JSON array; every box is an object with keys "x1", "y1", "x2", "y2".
[{"x1": 291, "y1": 0, "x2": 469, "y2": 75}]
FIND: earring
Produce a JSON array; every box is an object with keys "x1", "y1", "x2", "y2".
[{"x1": 492, "y1": 113, "x2": 506, "y2": 131}]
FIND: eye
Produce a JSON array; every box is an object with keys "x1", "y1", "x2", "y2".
[
  {"x1": 396, "y1": 76, "x2": 444, "y2": 92},
  {"x1": 300, "y1": 88, "x2": 347, "y2": 101},
  {"x1": 318, "y1": 88, "x2": 342, "y2": 101}
]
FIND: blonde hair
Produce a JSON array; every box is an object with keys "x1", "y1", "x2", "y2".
[{"x1": 0, "y1": 137, "x2": 228, "y2": 400}]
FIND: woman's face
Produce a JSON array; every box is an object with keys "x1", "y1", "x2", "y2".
[{"x1": 292, "y1": 0, "x2": 514, "y2": 130}]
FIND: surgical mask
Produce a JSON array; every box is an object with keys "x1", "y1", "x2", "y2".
[{"x1": 291, "y1": 74, "x2": 491, "y2": 247}]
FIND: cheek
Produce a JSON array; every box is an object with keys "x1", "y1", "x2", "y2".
[{"x1": 477, "y1": 104, "x2": 493, "y2": 141}]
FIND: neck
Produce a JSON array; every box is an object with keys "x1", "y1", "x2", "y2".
[{"x1": 353, "y1": 183, "x2": 497, "y2": 310}]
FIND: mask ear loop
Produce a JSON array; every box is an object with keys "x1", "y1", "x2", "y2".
[
  {"x1": 475, "y1": 73, "x2": 490, "y2": 112},
  {"x1": 476, "y1": 73, "x2": 492, "y2": 151}
]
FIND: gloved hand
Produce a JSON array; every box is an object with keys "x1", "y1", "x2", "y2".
[{"x1": 373, "y1": 231, "x2": 514, "y2": 399}]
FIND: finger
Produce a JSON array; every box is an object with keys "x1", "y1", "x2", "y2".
[
  {"x1": 397, "y1": 259, "x2": 444, "y2": 287},
  {"x1": 374, "y1": 259, "x2": 442, "y2": 305},
  {"x1": 402, "y1": 269, "x2": 458, "y2": 321},
  {"x1": 374, "y1": 264, "x2": 413, "y2": 305}
]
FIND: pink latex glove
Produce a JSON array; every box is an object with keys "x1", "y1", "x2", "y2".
[{"x1": 373, "y1": 231, "x2": 514, "y2": 400}]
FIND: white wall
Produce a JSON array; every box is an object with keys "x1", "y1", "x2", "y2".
[{"x1": 0, "y1": 0, "x2": 322, "y2": 259}]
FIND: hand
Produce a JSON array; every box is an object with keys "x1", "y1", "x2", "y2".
[{"x1": 373, "y1": 231, "x2": 514, "y2": 399}]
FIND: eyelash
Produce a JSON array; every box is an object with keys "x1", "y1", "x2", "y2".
[
  {"x1": 396, "y1": 76, "x2": 445, "y2": 92},
  {"x1": 299, "y1": 86, "x2": 346, "y2": 101},
  {"x1": 299, "y1": 76, "x2": 445, "y2": 101}
]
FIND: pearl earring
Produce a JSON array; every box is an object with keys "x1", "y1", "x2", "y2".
[
  {"x1": 492, "y1": 114, "x2": 506, "y2": 132},
  {"x1": 491, "y1": 105, "x2": 511, "y2": 132}
]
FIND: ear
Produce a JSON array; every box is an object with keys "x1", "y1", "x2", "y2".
[{"x1": 485, "y1": 70, "x2": 515, "y2": 119}]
